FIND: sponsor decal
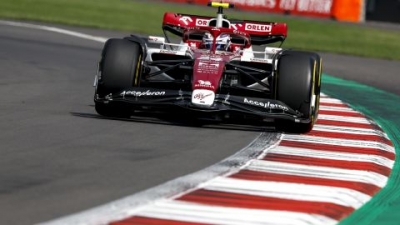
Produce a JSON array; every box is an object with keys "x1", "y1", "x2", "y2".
[
  {"x1": 279, "y1": 0, "x2": 332, "y2": 14},
  {"x1": 245, "y1": 23, "x2": 272, "y2": 32},
  {"x1": 195, "y1": 80, "x2": 215, "y2": 89},
  {"x1": 191, "y1": 89, "x2": 215, "y2": 106},
  {"x1": 229, "y1": 0, "x2": 276, "y2": 8},
  {"x1": 185, "y1": 26, "x2": 197, "y2": 31},
  {"x1": 199, "y1": 61, "x2": 219, "y2": 69},
  {"x1": 231, "y1": 23, "x2": 243, "y2": 30},
  {"x1": 196, "y1": 19, "x2": 209, "y2": 27},
  {"x1": 148, "y1": 36, "x2": 165, "y2": 43},
  {"x1": 279, "y1": 0, "x2": 296, "y2": 10},
  {"x1": 250, "y1": 58, "x2": 268, "y2": 63},
  {"x1": 198, "y1": 55, "x2": 224, "y2": 61},
  {"x1": 193, "y1": 92, "x2": 212, "y2": 101},
  {"x1": 265, "y1": 47, "x2": 281, "y2": 54},
  {"x1": 244, "y1": 98, "x2": 288, "y2": 111},
  {"x1": 296, "y1": 0, "x2": 332, "y2": 14},
  {"x1": 232, "y1": 29, "x2": 247, "y2": 36},
  {"x1": 196, "y1": 60, "x2": 221, "y2": 76},
  {"x1": 160, "y1": 49, "x2": 178, "y2": 54},
  {"x1": 120, "y1": 90, "x2": 166, "y2": 97},
  {"x1": 179, "y1": 16, "x2": 193, "y2": 25}
]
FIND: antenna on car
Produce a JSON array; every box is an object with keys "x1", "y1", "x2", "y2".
[{"x1": 207, "y1": 1, "x2": 234, "y2": 28}]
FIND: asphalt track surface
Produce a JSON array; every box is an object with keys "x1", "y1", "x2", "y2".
[{"x1": 0, "y1": 22, "x2": 400, "y2": 225}]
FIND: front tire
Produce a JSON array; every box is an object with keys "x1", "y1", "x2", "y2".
[
  {"x1": 95, "y1": 38, "x2": 143, "y2": 117},
  {"x1": 275, "y1": 51, "x2": 322, "y2": 133}
]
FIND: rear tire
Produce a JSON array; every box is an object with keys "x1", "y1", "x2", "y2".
[
  {"x1": 275, "y1": 51, "x2": 321, "y2": 133},
  {"x1": 95, "y1": 38, "x2": 143, "y2": 117}
]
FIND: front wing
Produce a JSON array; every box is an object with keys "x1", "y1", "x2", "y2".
[{"x1": 94, "y1": 87, "x2": 311, "y2": 123}]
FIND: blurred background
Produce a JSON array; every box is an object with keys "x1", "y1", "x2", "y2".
[
  {"x1": 1, "y1": 0, "x2": 399, "y2": 61},
  {"x1": 162, "y1": 0, "x2": 400, "y2": 23},
  {"x1": 366, "y1": 0, "x2": 400, "y2": 23}
]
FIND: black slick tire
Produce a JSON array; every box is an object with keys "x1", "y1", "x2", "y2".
[
  {"x1": 275, "y1": 50, "x2": 321, "y2": 133},
  {"x1": 94, "y1": 38, "x2": 143, "y2": 117}
]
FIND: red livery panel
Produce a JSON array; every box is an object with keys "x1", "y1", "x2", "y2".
[{"x1": 163, "y1": 12, "x2": 287, "y2": 38}]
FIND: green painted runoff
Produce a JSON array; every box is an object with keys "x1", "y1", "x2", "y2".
[{"x1": 322, "y1": 74, "x2": 400, "y2": 225}]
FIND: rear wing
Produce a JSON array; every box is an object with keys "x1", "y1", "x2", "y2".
[{"x1": 162, "y1": 12, "x2": 287, "y2": 45}]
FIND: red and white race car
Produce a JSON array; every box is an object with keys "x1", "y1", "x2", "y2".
[{"x1": 93, "y1": 2, "x2": 322, "y2": 133}]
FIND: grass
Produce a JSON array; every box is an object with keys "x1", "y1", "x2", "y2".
[{"x1": 1, "y1": 0, "x2": 400, "y2": 60}]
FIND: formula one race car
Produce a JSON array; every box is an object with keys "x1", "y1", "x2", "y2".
[{"x1": 93, "y1": 2, "x2": 322, "y2": 133}]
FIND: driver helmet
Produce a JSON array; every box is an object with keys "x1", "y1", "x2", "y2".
[{"x1": 202, "y1": 33, "x2": 231, "y2": 51}]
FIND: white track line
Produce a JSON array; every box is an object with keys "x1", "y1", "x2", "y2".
[
  {"x1": 319, "y1": 105, "x2": 357, "y2": 112},
  {"x1": 248, "y1": 160, "x2": 388, "y2": 187},
  {"x1": 203, "y1": 177, "x2": 370, "y2": 208},
  {"x1": 135, "y1": 200, "x2": 338, "y2": 225},
  {"x1": 0, "y1": 20, "x2": 107, "y2": 43},
  {"x1": 320, "y1": 97, "x2": 345, "y2": 104},
  {"x1": 318, "y1": 115, "x2": 371, "y2": 123},
  {"x1": 269, "y1": 146, "x2": 394, "y2": 168},
  {"x1": 313, "y1": 125, "x2": 388, "y2": 137},
  {"x1": 283, "y1": 135, "x2": 394, "y2": 153}
]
